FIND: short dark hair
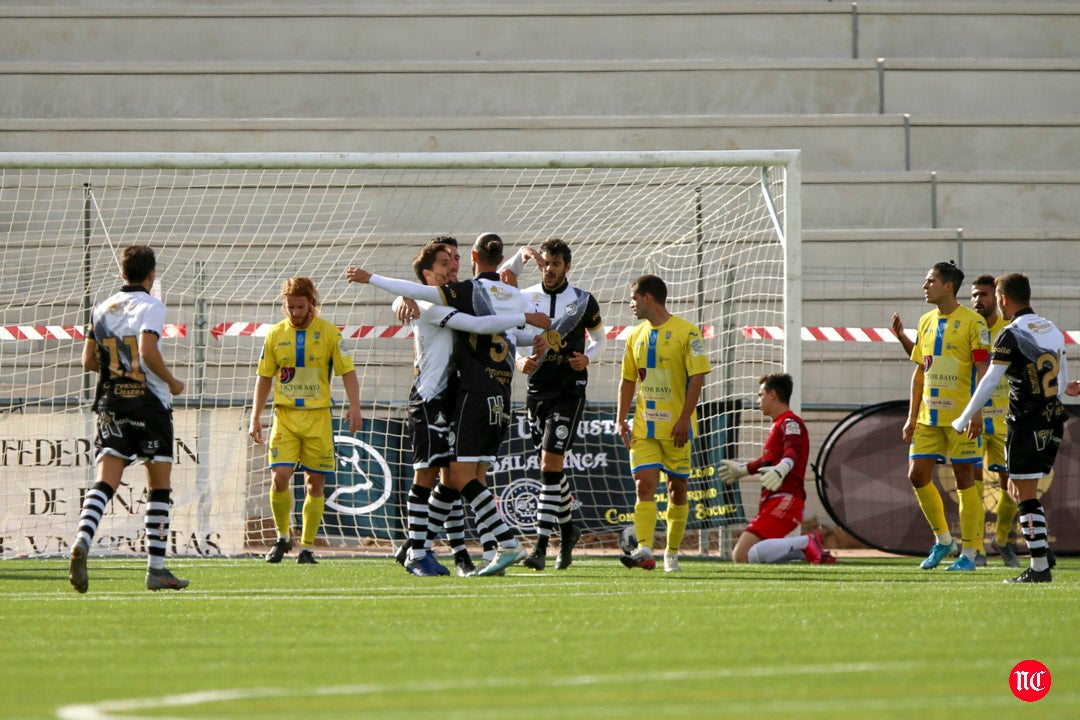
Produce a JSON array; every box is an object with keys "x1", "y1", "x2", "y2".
[
  {"x1": 473, "y1": 232, "x2": 504, "y2": 266},
  {"x1": 759, "y1": 372, "x2": 794, "y2": 405},
  {"x1": 121, "y1": 245, "x2": 156, "y2": 284},
  {"x1": 996, "y1": 273, "x2": 1031, "y2": 306},
  {"x1": 631, "y1": 274, "x2": 667, "y2": 305},
  {"x1": 430, "y1": 235, "x2": 458, "y2": 248},
  {"x1": 932, "y1": 261, "x2": 965, "y2": 296},
  {"x1": 412, "y1": 243, "x2": 450, "y2": 284},
  {"x1": 540, "y1": 237, "x2": 571, "y2": 265},
  {"x1": 972, "y1": 274, "x2": 996, "y2": 288}
]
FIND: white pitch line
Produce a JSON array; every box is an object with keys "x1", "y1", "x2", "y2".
[{"x1": 57, "y1": 661, "x2": 975, "y2": 720}]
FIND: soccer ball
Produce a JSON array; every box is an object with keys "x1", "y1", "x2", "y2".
[{"x1": 619, "y1": 525, "x2": 637, "y2": 555}]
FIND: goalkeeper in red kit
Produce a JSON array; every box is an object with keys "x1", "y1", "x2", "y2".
[{"x1": 719, "y1": 373, "x2": 835, "y2": 564}]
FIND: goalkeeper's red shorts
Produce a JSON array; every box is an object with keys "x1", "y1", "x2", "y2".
[{"x1": 745, "y1": 493, "x2": 805, "y2": 540}]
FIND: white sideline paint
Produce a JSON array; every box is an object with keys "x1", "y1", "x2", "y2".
[{"x1": 55, "y1": 662, "x2": 928, "y2": 720}]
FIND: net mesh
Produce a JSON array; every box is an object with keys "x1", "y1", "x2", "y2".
[{"x1": 0, "y1": 154, "x2": 794, "y2": 558}]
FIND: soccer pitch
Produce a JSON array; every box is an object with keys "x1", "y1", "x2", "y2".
[{"x1": 0, "y1": 556, "x2": 1074, "y2": 719}]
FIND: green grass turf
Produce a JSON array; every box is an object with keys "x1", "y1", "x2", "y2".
[{"x1": 0, "y1": 555, "x2": 1075, "y2": 719}]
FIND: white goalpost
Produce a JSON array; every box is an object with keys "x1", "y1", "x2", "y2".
[{"x1": 0, "y1": 151, "x2": 800, "y2": 558}]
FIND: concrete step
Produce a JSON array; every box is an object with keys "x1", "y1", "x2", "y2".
[
  {"x1": 3, "y1": 114, "x2": 1076, "y2": 174},
  {"x1": 3, "y1": 2, "x2": 1077, "y2": 63},
  {"x1": 0, "y1": 59, "x2": 884, "y2": 118},
  {"x1": 804, "y1": 170, "x2": 1080, "y2": 231},
  {"x1": 4, "y1": 57, "x2": 1078, "y2": 119}
]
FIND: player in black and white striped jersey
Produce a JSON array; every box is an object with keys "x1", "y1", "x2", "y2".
[
  {"x1": 347, "y1": 233, "x2": 551, "y2": 576},
  {"x1": 68, "y1": 245, "x2": 188, "y2": 593},
  {"x1": 952, "y1": 273, "x2": 1078, "y2": 583},
  {"x1": 500, "y1": 238, "x2": 606, "y2": 571}
]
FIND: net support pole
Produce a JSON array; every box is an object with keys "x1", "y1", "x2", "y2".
[
  {"x1": 781, "y1": 159, "x2": 803, "y2": 412},
  {"x1": 194, "y1": 261, "x2": 213, "y2": 536}
]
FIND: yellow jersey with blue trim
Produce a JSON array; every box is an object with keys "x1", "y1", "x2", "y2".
[
  {"x1": 982, "y1": 314, "x2": 1010, "y2": 434},
  {"x1": 621, "y1": 314, "x2": 712, "y2": 440},
  {"x1": 256, "y1": 316, "x2": 355, "y2": 409},
  {"x1": 909, "y1": 304, "x2": 990, "y2": 426}
]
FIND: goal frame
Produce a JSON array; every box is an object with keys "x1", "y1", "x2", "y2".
[{"x1": 0, "y1": 150, "x2": 802, "y2": 558}]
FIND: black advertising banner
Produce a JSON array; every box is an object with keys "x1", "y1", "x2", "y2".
[
  {"x1": 816, "y1": 402, "x2": 1080, "y2": 555},
  {"x1": 315, "y1": 404, "x2": 744, "y2": 544}
]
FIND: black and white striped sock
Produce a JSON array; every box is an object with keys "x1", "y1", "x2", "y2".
[
  {"x1": 405, "y1": 485, "x2": 432, "y2": 563},
  {"x1": 144, "y1": 488, "x2": 171, "y2": 570},
  {"x1": 74, "y1": 482, "x2": 115, "y2": 550},
  {"x1": 1018, "y1": 498, "x2": 1050, "y2": 571},
  {"x1": 462, "y1": 479, "x2": 514, "y2": 546}
]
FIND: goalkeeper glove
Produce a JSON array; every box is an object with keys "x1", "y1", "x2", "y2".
[
  {"x1": 759, "y1": 458, "x2": 794, "y2": 491},
  {"x1": 719, "y1": 460, "x2": 748, "y2": 484}
]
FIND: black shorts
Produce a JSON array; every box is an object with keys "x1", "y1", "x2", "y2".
[
  {"x1": 94, "y1": 406, "x2": 174, "y2": 464},
  {"x1": 452, "y1": 390, "x2": 510, "y2": 463},
  {"x1": 408, "y1": 388, "x2": 454, "y2": 470},
  {"x1": 527, "y1": 395, "x2": 586, "y2": 456},
  {"x1": 1006, "y1": 415, "x2": 1065, "y2": 479}
]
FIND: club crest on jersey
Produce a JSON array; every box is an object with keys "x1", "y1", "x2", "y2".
[
  {"x1": 638, "y1": 368, "x2": 647, "y2": 381},
  {"x1": 564, "y1": 303, "x2": 576, "y2": 316},
  {"x1": 542, "y1": 329, "x2": 566, "y2": 353},
  {"x1": 922, "y1": 356, "x2": 933, "y2": 372},
  {"x1": 488, "y1": 285, "x2": 513, "y2": 301},
  {"x1": 280, "y1": 367, "x2": 295, "y2": 383}
]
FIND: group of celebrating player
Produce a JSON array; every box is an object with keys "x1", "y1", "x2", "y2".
[{"x1": 67, "y1": 242, "x2": 1075, "y2": 592}]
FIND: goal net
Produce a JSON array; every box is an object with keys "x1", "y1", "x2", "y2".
[{"x1": 0, "y1": 151, "x2": 800, "y2": 558}]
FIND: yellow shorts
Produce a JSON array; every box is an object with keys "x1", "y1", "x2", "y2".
[
  {"x1": 979, "y1": 431, "x2": 1007, "y2": 473},
  {"x1": 629, "y1": 436, "x2": 692, "y2": 479},
  {"x1": 909, "y1": 423, "x2": 981, "y2": 465},
  {"x1": 268, "y1": 407, "x2": 336, "y2": 475}
]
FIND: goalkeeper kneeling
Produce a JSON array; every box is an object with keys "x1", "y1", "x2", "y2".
[{"x1": 719, "y1": 373, "x2": 836, "y2": 564}]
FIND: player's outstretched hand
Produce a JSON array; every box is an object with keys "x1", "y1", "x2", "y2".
[
  {"x1": 346, "y1": 266, "x2": 371, "y2": 284},
  {"x1": 1067, "y1": 380, "x2": 1080, "y2": 397},
  {"x1": 719, "y1": 460, "x2": 748, "y2": 484}
]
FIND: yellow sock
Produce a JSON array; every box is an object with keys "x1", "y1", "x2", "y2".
[
  {"x1": 958, "y1": 485, "x2": 983, "y2": 553},
  {"x1": 300, "y1": 494, "x2": 325, "y2": 549},
  {"x1": 665, "y1": 503, "x2": 689, "y2": 554},
  {"x1": 913, "y1": 483, "x2": 949, "y2": 538},
  {"x1": 633, "y1": 501, "x2": 658, "y2": 550},
  {"x1": 996, "y1": 491, "x2": 1019, "y2": 545},
  {"x1": 269, "y1": 487, "x2": 293, "y2": 538}
]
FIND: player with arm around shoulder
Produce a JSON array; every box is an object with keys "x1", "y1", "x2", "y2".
[
  {"x1": 719, "y1": 373, "x2": 833, "y2": 564},
  {"x1": 616, "y1": 274, "x2": 710, "y2": 573},
  {"x1": 68, "y1": 245, "x2": 188, "y2": 593},
  {"x1": 348, "y1": 233, "x2": 551, "y2": 576},
  {"x1": 393, "y1": 239, "x2": 554, "y2": 577},
  {"x1": 249, "y1": 277, "x2": 363, "y2": 565}
]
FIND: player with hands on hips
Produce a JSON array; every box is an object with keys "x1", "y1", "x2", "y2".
[{"x1": 719, "y1": 373, "x2": 834, "y2": 565}]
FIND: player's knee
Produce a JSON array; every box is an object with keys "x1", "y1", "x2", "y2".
[{"x1": 732, "y1": 546, "x2": 750, "y2": 563}]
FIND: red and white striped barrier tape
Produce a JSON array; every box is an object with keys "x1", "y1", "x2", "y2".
[
  {"x1": 210, "y1": 323, "x2": 717, "y2": 341},
  {"x1": 17, "y1": 323, "x2": 1076, "y2": 345},
  {"x1": 744, "y1": 326, "x2": 1080, "y2": 345},
  {"x1": 0, "y1": 324, "x2": 187, "y2": 341}
]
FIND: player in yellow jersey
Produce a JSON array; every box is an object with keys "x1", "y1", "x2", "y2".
[
  {"x1": 616, "y1": 275, "x2": 711, "y2": 572},
  {"x1": 969, "y1": 275, "x2": 1023, "y2": 567},
  {"x1": 903, "y1": 261, "x2": 990, "y2": 571},
  {"x1": 249, "y1": 277, "x2": 363, "y2": 564}
]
